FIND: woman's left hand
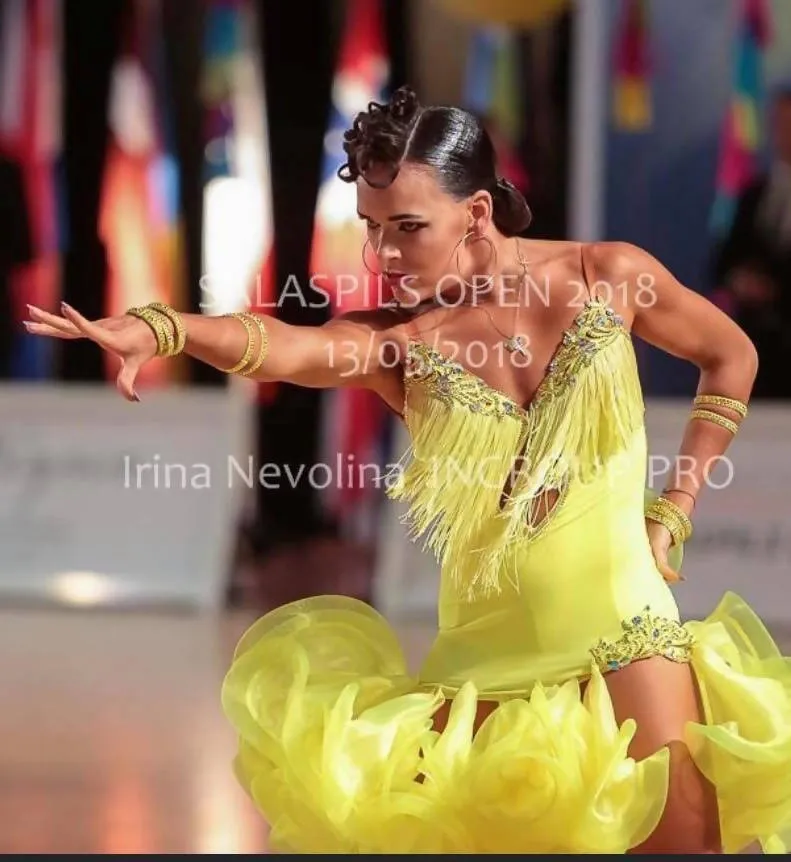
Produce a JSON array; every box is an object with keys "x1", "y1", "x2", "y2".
[{"x1": 646, "y1": 520, "x2": 683, "y2": 583}]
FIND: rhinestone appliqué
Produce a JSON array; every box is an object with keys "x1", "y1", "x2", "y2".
[
  {"x1": 589, "y1": 607, "x2": 695, "y2": 673},
  {"x1": 405, "y1": 341, "x2": 525, "y2": 420},
  {"x1": 404, "y1": 298, "x2": 627, "y2": 420}
]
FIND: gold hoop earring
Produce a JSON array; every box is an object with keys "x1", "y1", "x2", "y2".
[
  {"x1": 361, "y1": 238, "x2": 380, "y2": 276},
  {"x1": 453, "y1": 231, "x2": 497, "y2": 291}
]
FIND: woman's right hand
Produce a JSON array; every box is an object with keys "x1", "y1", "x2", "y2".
[
  {"x1": 24, "y1": 302, "x2": 159, "y2": 401},
  {"x1": 645, "y1": 519, "x2": 683, "y2": 584}
]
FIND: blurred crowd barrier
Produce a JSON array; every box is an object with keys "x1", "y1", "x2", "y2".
[{"x1": 0, "y1": 382, "x2": 253, "y2": 610}]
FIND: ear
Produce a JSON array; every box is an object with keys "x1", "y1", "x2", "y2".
[{"x1": 467, "y1": 189, "x2": 494, "y2": 234}]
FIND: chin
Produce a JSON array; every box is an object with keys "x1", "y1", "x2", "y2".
[{"x1": 392, "y1": 278, "x2": 427, "y2": 305}]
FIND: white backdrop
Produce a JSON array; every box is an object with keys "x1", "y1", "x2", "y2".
[
  {"x1": 0, "y1": 383, "x2": 253, "y2": 610},
  {"x1": 374, "y1": 399, "x2": 791, "y2": 628}
]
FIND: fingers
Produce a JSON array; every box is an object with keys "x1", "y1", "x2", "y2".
[
  {"x1": 116, "y1": 356, "x2": 142, "y2": 402},
  {"x1": 646, "y1": 527, "x2": 684, "y2": 584},
  {"x1": 652, "y1": 546, "x2": 684, "y2": 583},
  {"x1": 23, "y1": 321, "x2": 81, "y2": 340},
  {"x1": 658, "y1": 561, "x2": 683, "y2": 584},
  {"x1": 25, "y1": 305, "x2": 81, "y2": 336},
  {"x1": 27, "y1": 303, "x2": 144, "y2": 404},
  {"x1": 59, "y1": 302, "x2": 116, "y2": 348}
]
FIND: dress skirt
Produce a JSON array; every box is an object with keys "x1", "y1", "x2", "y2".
[{"x1": 221, "y1": 592, "x2": 791, "y2": 854}]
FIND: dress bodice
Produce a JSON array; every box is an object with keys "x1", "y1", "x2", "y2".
[{"x1": 387, "y1": 297, "x2": 646, "y2": 599}]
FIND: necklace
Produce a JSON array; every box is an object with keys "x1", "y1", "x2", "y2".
[
  {"x1": 475, "y1": 239, "x2": 529, "y2": 356},
  {"x1": 391, "y1": 238, "x2": 530, "y2": 356}
]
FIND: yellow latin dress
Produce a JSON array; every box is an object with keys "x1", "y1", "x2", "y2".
[{"x1": 221, "y1": 298, "x2": 791, "y2": 853}]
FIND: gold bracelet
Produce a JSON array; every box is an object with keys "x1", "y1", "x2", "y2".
[
  {"x1": 239, "y1": 313, "x2": 269, "y2": 377},
  {"x1": 690, "y1": 408, "x2": 739, "y2": 435},
  {"x1": 646, "y1": 495, "x2": 693, "y2": 545},
  {"x1": 646, "y1": 507, "x2": 687, "y2": 546},
  {"x1": 693, "y1": 394, "x2": 747, "y2": 419},
  {"x1": 222, "y1": 312, "x2": 255, "y2": 374},
  {"x1": 146, "y1": 302, "x2": 186, "y2": 356},
  {"x1": 646, "y1": 509, "x2": 684, "y2": 546},
  {"x1": 127, "y1": 306, "x2": 175, "y2": 357},
  {"x1": 657, "y1": 496, "x2": 693, "y2": 542}
]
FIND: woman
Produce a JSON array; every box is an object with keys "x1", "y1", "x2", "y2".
[{"x1": 25, "y1": 87, "x2": 791, "y2": 854}]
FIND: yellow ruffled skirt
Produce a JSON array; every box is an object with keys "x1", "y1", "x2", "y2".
[{"x1": 221, "y1": 592, "x2": 791, "y2": 854}]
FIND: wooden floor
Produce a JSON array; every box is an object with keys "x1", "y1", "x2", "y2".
[
  {"x1": 0, "y1": 603, "x2": 435, "y2": 854},
  {"x1": 2, "y1": 602, "x2": 788, "y2": 854}
]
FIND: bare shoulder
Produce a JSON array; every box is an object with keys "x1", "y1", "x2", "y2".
[
  {"x1": 581, "y1": 240, "x2": 684, "y2": 321},
  {"x1": 584, "y1": 240, "x2": 658, "y2": 278},
  {"x1": 581, "y1": 240, "x2": 757, "y2": 370}
]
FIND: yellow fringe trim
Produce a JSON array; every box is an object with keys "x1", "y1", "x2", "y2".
[{"x1": 387, "y1": 301, "x2": 644, "y2": 599}]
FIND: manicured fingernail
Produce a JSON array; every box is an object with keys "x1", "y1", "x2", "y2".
[
  {"x1": 132, "y1": 391, "x2": 140, "y2": 402},
  {"x1": 61, "y1": 301, "x2": 71, "y2": 311}
]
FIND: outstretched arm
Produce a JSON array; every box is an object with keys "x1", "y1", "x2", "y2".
[
  {"x1": 25, "y1": 302, "x2": 398, "y2": 399},
  {"x1": 591, "y1": 241, "x2": 759, "y2": 578},
  {"x1": 180, "y1": 310, "x2": 393, "y2": 388}
]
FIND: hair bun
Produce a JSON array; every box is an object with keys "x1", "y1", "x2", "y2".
[
  {"x1": 492, "y1": 176, "x2": 533, "y2": 236},
  {"x1": 388, "y1": 86, "x2": 420, "y2": 122},
  {"x1": 337, "y1": 86, "x2": 422, "y2": 186}
]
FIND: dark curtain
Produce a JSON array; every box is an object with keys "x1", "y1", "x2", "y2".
[
  {"x1": 60, "y1": 0, "x2": 127, "y2": 381},
  {"x1": 161, "y1": 0, "x2": 222, "y2": 385},
  {"x1": 519, "y1": 11, "x2": 572, "y2": 240}
]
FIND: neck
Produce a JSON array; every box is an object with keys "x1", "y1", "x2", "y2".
[
  {"x1": 392, "y1": 236, "x2": 529, "y2": 313},
  {"x1": 457, "y1": 235, "x2": 527, "y2": 307}
]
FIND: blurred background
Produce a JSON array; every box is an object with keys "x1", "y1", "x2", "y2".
[{"x1": 0, "y1": 0, "x2": 790, "y2": 852}]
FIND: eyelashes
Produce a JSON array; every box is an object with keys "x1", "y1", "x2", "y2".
[{"x1": 366, "y1": 221, "x2": 428, "y2": 233}]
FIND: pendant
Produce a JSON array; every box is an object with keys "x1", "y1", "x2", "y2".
[{"x1": 505, "y1": 335, "x2": 528, "y2": 355}]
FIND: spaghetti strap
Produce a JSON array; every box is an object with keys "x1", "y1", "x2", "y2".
[{"x1": 579, "y1": 242, "x2": 598, "y2": 300}]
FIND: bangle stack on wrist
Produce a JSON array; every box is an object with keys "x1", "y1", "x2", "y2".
[
  {"x1": 126, "y1": 302, "x2": 186, "y2": 358},
  {"x1": 645, "y1": 494, "x2": 693, "y2": 547},
  {"x1": 222, "y1": 312, "x2": 269, "y2": 376}
]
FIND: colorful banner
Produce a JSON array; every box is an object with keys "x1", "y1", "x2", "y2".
[
  {"x1": 709, "y1": 0, "x2": 772, "y2": 238},
  {"x1": 200, "y1": 0, "x2": 276, "y2": 402},
  {"x1": 98, "y1": 0, "x2": 185, "y2": 385},
  {"x1": 611, "y1": 0, "x2": 653, "y2": 132},
  {"x1": 462, "y1": 26, "x2": 529, "y2": 193},
  {"x1": 0, "y1": 0, "x2": 63, "y2": 379}
]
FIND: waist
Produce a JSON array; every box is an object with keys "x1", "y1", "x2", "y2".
[
  {"x1": 421, "y1": 567, "x2": 679, "y2": 695},
  {"x1": 424, "y1": 466, "x2": 678, "y2": 692}
]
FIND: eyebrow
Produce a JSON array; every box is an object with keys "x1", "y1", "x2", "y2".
[{"x1": 356, "y1": 211, "x2": 424, "y2": 221}]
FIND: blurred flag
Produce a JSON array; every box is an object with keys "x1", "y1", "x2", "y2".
[
  {"x1": 0, "y1": 0, "x2": 63, "y2": 379},
  {"x1": 200, "y1": 0, "x2": 276, "y2": 403},
  {"x1": 611, "y1": 0, "x2": 652, "y2": 132},
  {"x1": 98, "y1": 0, "x2": 186, "y2": 385},
  {"x1": 709, "y1": 0, "x2": 772, "y2": 238},
  {"x1": 310, "y1": 0, "x2": 390, "y2": 535},
  {"x1": 462, "y1": 26, "x2": 529, "y2": 193}
]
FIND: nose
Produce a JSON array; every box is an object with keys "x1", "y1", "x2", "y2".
[{"x1": 378, "y1": 240, "x2": 401, "y2": 273}]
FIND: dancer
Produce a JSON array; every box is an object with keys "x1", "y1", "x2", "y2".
[{"x1": 25, "y1": 86, "x2": 791, "y2": 854}]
